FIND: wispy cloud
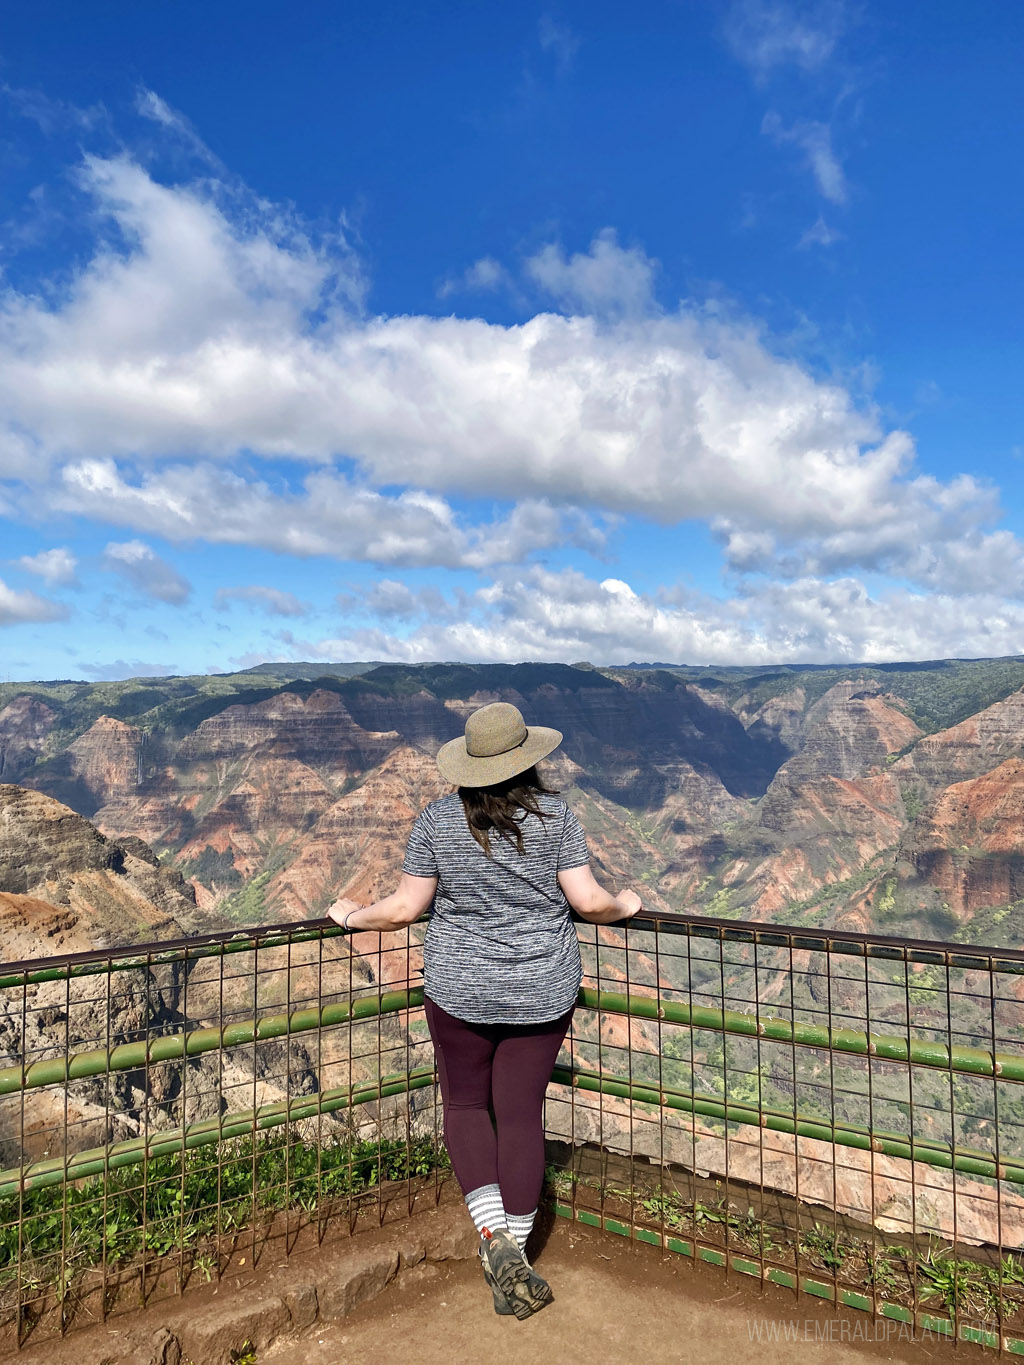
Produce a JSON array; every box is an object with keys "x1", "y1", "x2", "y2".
[
  {"x1": 724, "y1": 0, "x2": 850, "y2": 78},
  {"x1": 134, "y1": 87, "x2": 225, "y2": 171},
  {"x1": 799, "y1": 215, "x2": 844, "y2": 247},
  {"x1": 538, "y1": 14, "x2": 580, "y2": 72},
  {"x1": 214, "y1": 585, "x2": 311, "y2": 617},
  {"x1": 80, "y1": 658, "x2": 178, "y2": 680},
  {"x1": 438, "y1": 256, "x2": 510, "y2": 299},
  {"x1": 726, "y1": 4, "x2": 858, "y2": 241},
  {"x1": 762, "y1": 112, "x2": 847, "y2": 203},
  {"x1": 2, "y1": 83, "x2": 107, "y2": 134}
]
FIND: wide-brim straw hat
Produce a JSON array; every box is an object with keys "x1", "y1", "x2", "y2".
[{"x1": 436, "y1": 702, "x2": 563, "y2": 788}]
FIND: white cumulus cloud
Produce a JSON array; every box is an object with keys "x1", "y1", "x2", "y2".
[
  {"x1": 101, "y1": 539, "x2": 191, "y2": 604},
  {"x1": 309, "y1": 566, "x2": 1024, "y2": 668},
  {"x1": 51, "y1": 459, "x2": 603, "y2": 569},
  {"x1": 15, "y1": 546, "x2": 78, "y2": 586},
  {"x1": 0, "y1": 158, "x2": 881, "y2": 535},
  {"x1": 0, "y1": 577, "x2": 68, "y2": 626},
  {"x1": 337, "y1": 579, "x2": 455, "y2": 621},
  {"x1": 524, "y1": 229, "x2": 658, "y2": 317},
  {"x1": 0, "y1": 142, "x2": 1022, "y2": 615}
]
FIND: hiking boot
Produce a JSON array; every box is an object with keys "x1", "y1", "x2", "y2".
[
  {"x1": 479, "y1": 1245, "x2": 515, "y2": 1315},
  {"x1": 480, "y1": 1228, "x2": 554, "y2": 1320},
  {"x1": 521, "y1": 1259, "x2": 555, "y2": 1314}
]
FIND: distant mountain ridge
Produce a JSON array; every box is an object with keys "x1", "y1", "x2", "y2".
[
  {"x1": 3, "y1": 656, "x2": 1024, "y2": 954},
  {"x1": 5, "y1": 652, "x2": 1024, "y2": 745},
  {"x1": 233, "y1": 661, "x2": 386, "y2": 681}
]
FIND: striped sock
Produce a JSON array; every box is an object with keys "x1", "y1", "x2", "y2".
[
  {"x1": 465, "y1": 1183, "x2": 507, "y2": 1237},
  {"x1": 506, "y1": 1210, "x2": 536, "y2": 1253}
]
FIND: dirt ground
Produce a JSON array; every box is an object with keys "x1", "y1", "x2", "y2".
[
  {"x1": 262, "y1": 1217, "x2": 966, "y2": 1365},
  {"x1": 4, "y1": 1190, "x2": 979, "y2": 1365}
]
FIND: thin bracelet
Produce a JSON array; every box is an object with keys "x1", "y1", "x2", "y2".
[{"x1": 342, "y1": 907, "x2": 356, "y2": 930}]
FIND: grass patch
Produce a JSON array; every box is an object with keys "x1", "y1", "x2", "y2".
[{"x1": 0, "y1": 1127, "x2": 450, "y2": 1310}]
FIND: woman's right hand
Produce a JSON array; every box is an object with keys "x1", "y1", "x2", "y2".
[
  {"x1": 327, "y1": 897, "x2": 361, "y2": 929},
  {"x1": 617, "y1": 888, "x2": 643, "y2": 919},
  {"x1": 557, "y1": 866, "x2": 644, "y2": 924}
]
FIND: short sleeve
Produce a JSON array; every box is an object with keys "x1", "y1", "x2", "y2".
[
  {"x1": 557, "y1": 804, "x2": 589, "y2": 870},
  {"x1": 403, "y1": 807, "x2": 438, "y2": 877}
]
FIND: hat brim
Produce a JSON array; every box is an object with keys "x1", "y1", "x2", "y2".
[{"x1": 436, "y1": 725, "x2": 563, "y2": 788}]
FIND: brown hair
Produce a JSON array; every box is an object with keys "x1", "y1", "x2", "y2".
[{"x1": 458, "y1": 765, "x2": 558, "y2": 856}]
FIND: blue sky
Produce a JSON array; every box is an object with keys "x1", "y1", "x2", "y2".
[{"x1": 1, "y1": 0, "x2": 1023, "y2": 679}]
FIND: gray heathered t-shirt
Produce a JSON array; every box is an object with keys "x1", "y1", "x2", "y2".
[{"x1": 402, "y1": 791, "x2": 589, "y2": 1024}]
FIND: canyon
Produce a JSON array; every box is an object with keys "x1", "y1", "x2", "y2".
[
  {"x1": 2, "y1": 655, "x2": 1024, "y2": 1255},
  {"x1": 1, "y1": 658, "x2": 1024, "y2": 948}
]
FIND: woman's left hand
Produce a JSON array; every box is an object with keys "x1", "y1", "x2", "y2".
[{"x1": 327, "y1": 897, "x2": 361, "y2": 928}]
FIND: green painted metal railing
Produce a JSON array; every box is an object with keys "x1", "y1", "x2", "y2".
[
  {"x1": 553, "y1": 1063, "x2": 1024, "y2": 1185},
  {"x1": 0, "y1": 923, "x2": 348, "y2": 992},
  {"x1": 3, "y1": 1038, "x2": 1019, "y2": 1200},
  {"x1": 2, "y1": 983, "x2": 1021, "y2": 1199},
  {"x1": 575, "y1": 986, "x2": 1024, "y2": 1082},
  {"x1": 0, "y1": 987, "x2": 424, "y2": 1097},
  {"x1": 3, "y1": 980, "x2": 1022, "y2": 1102},
  {"x1": 0, "y1": 1064, "x2": 437, "y2": 1198}
]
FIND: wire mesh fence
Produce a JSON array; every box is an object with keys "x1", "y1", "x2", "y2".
[
  {"x1": 558, "y1": 912, "x2": 1024, "y2": 1352},
  {"x1": 0, "y1": 920, "x2": 445, "y2": 1349},
  {"x1": 1, "y1": 909, "x2": 1023, "y2": 1351}
]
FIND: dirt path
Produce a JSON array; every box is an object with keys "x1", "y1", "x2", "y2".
[{"x1": 263, "y1": 1218, "x2": 964, "y2": 1365}]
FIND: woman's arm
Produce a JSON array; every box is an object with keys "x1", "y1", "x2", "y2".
[
  {"x1": 557, "y1": 865, "x2": 642, "y2": 924},
  {"x1": 326, "y1": 873, "x2": 438, "y2": 931}
]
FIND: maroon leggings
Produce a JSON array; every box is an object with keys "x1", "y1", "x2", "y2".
[{"x1": 424, "y1": 995, "x2": 574, "y2": 1215}]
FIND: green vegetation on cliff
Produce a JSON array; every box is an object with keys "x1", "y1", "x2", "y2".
[{"x1": 640, "y1": 655, "x2": 1024, "y2": 734}]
